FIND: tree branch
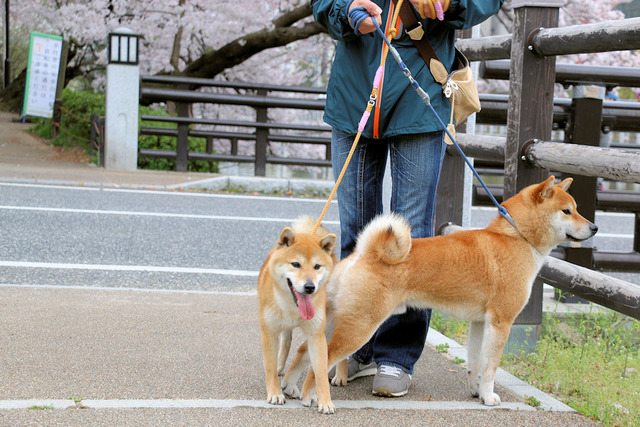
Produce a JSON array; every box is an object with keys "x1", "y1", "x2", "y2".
[
  {"x1": 273, "y1": 3, "x2": 314, "y2": 28},
  {"x1": 181, "y1": 20, "x2": 324, "y2": 78}
]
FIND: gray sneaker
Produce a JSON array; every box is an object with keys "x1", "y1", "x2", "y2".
[
  {"x1": 328, "y1": 357, "x2": 377, "y2": 382},
  {"x1": 372, "y1": 365, "x2": 412, "y2": 397}
]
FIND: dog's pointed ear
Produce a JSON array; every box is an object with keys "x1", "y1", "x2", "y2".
[
  {"x1": 277, "y1": 227, "x2": 295, "y2": 248},
  {"x1": 558, "y1": 177, "x2": 573, "y2": 192},
  {"x1": 319, "y1": 233, "x2": 337, "y2": 255},
  {"x1": 538, "y1": 175, "x2": 556, "y2": 199}
]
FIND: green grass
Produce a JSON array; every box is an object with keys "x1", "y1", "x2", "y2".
[
  {"x1": 28, "y1": 405, "x2": 54, "y2": 410},
  {"x1": 525, "y1": 395, "x2": 542, "y2": 408},
  {"x1": 435, "y1": 343, "x2": 450, "y2": 353},
  {"x1": 430, "y1": 308, "x2": 640, "y2": 426},
  {"x1": 452, "y1": 356, "x2": 466, "y2": 365}
]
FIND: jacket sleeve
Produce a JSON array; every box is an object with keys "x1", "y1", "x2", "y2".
[
  {"x1": 311, "y1": 0, "x2": 359, "y2": 41},
  {"x1": 444, "y1": 0, "x2": 505, "y2": 30}
]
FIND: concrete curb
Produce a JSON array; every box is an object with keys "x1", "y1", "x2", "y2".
[
  {"x1": 173, "y1": 175, "x2": 335, "y2": 197},
  {"x1": 426, "y1": 329, "x2": 575, "y2": 412},
  {"x1": 0, "y1": 175, "x2": 336, "y2": 197}
]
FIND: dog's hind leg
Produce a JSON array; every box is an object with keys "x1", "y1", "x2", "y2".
[
  {"x1": 281, "y1": 341, "x2": 309, "y2": 399},
  {"x1": 477, "y1": 320, "x2": 511, "y2": 406},
  {"x1": 466, "y1": 321, "x2": 484, "y2": 397},
  {"x1": 331, "y1": 358, "x2": 349, "y2": 386},
  {"x1": 277, "y1": 330, "x2": 293, "y2": 375},
  {"x1": 300, "y1": 321, "x2": 378, "y2": 408}
]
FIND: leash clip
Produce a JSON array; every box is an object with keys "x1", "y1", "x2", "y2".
[
  {"x1": 444, "y1": 80, "x2": 458, "y2": 98},
  {"x1": 406, "y1": 22, "x2": 424, "y2": 40}
]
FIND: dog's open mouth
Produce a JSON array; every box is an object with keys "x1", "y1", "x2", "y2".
[{"x1": 287, "y1": 279, "x2": 315, "y2": 320}]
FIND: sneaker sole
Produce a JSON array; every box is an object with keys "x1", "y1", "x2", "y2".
[
  {"x1": 347, "y1": 366, "x2": 377, "y2": 381},
  {"x1": 372, "y1": 387, "x2": 409, "y2": 397}
]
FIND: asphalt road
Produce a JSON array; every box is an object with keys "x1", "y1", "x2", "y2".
[{"x1": 1, "y1": 181, "x2": 637, "y2": 292}]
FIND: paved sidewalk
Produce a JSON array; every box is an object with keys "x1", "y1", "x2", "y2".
[
  {"x1": 0, "y1": 112, "x2": 598, "y2": 425},
  {"x1": 0, "y1": 112, "x2": 334, "y2": 195},
  {"x1": 0, "y1": 286, "x2": 596, "y2": 426}
]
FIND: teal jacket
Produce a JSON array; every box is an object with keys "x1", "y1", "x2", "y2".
[{"x1": 312, "y1": 0, "x2": 503, "y2": 138}]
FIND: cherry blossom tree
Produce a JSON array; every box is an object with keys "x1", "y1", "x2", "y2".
[{"x1": 2, "y1": 0, "x2": 637, "y2": 167}]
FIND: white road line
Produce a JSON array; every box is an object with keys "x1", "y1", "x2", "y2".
[
  {"x1": 0, "y1": 399, "x2": 537, "y2": 411},
  {"x1": 0, "y1": 206, "x2": 629, "y2": 237},
  {"x1": 0, "y1": 205, "x2": 340, "y2": 225},
  {"x1": 0, "y1": 283, "x2": 256, "y2": 295},
  {"x1": 0, "y1": 261, "x2": 259, "y2": 276}
]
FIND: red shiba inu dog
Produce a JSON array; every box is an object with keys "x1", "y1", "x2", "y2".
[
  {"x1": 285, "y1": 176, "x2": 597, "y2": 409},
  {"x1": 257, "y1": 217, "x2": 337, "y2": 414}
]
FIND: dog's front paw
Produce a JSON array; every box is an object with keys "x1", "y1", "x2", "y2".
[
  {"x1": 480, "y1": 392, "x2": 501, "y2": 406},
  {"x1": 267, "y1": 393, "x2": 286, "y2": 405},
  {"x1": 282, "y1": 382, "x2": 301, "y2": 399},
  {"x1": 317, "y1": 400, "x2": 335, "y2": 415}
]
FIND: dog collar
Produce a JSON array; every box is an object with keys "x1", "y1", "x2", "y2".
[
  {"x1": 499, "y1": 207, "x2": 518, "y2": 230},
  {"x1": 499, "y1": 207, "x2": 543, "y2": 257}
]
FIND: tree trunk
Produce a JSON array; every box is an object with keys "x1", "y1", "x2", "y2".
[
  {"x1": 181, "y1": 4, "x2": 323, "y2": 78},
  {"x1": 0, "y1": 68, "x2": 27, "y2": 113}
]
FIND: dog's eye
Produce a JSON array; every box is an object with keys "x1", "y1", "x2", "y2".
[
  {"x1": 562, "y1": 209, "x2": 571, "y2": 215},
  {"x1": 314, "y1": 264, "x2": 321, "y2": 270},
  {"x1": 291, "y1": 262, "x2": 301, "y2": 268}
]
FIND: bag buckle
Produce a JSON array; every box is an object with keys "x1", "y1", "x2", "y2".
[{"x1": 406, "y1": 22, "x2": 424, "y2": 40}]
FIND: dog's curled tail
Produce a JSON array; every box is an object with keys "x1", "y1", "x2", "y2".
[
  {"x1": 292, "y1": 216, "x2": 331, "y2": 238},
  {"x1": 355, "y1": 214, "x2": 412, "y2": 264}
]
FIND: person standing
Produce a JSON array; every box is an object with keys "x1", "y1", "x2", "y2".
[{"x1": 311, "y1": 0, "x2": 504, "y2": 397}]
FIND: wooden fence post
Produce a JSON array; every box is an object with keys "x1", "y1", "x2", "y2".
[
  {"x1": 435, "y1": 28, "x2": 476, "y2": 230},
  {"x1": 255, "y1": 89, "x2": 268, "y2": 176},
  {"x1": 175, "y1": 100, "x2": 190, "y2": 172},
  {"x1": 504, "y1": 0, "x2": 563, "y2": 352},
  {"x1": 556, "y1": 85, "x2": 604, "y2": 303}
]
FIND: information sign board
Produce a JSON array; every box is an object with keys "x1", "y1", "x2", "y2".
[{"x1": 22, "y1": 32, "x2": 63, "y2": 118}]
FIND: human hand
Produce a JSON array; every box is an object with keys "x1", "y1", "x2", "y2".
[
  {"x1": 348, "y1": 0, "x2": 383, "y2": 35},
  {"x1": 409, "y1": 0, "x2": 450, "y2": 20}
]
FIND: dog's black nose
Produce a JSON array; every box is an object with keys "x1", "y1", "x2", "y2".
[
  {"x1": 303, "y1": 281, "x2": 316, "y2": 294},
  {"x1": 590, "y1": 224, "x2": 598, "y2": 235}
]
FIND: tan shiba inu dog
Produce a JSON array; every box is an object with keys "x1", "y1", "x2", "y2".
[
  {"x1": 257, "y1": 217, "x2": 337, "y2": 414},
  {"x1": 286, "y1": 176, "x2": 597, "y2": 408}
]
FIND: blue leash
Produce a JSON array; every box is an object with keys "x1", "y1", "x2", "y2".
[{"x1": 348, "y1": 7, "x2": 517, "y2": 228}]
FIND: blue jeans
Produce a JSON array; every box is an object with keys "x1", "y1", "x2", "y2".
[{"x1": 331, "y1": 128, "x2": 445, "y2": 374}]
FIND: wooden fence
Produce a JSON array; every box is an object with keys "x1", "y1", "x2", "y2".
[{"x1": 437, "y1": 2, "x2": 640, "y2": 324}]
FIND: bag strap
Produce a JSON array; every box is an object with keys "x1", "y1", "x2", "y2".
[{"x1": 391, "y1": 0, "x2": 440, "y2": 66}]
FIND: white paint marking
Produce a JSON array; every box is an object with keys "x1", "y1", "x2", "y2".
[
  {"x1": 0, "y1": 283, "x2": 257, "y2": 295},
  {"x1": 0, "y1": 205, "x2": 340, "y2": 225},
  {"x1": 0, "y1": 260, "x2": 259, "y2": 277},
  {"x1": 0, "y1": 399, "x2": 536, "y2": 411}
]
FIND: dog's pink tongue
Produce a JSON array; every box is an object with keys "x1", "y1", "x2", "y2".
[{"x1": 294, "y1": 290, "x2": 315, "y2": 320}]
